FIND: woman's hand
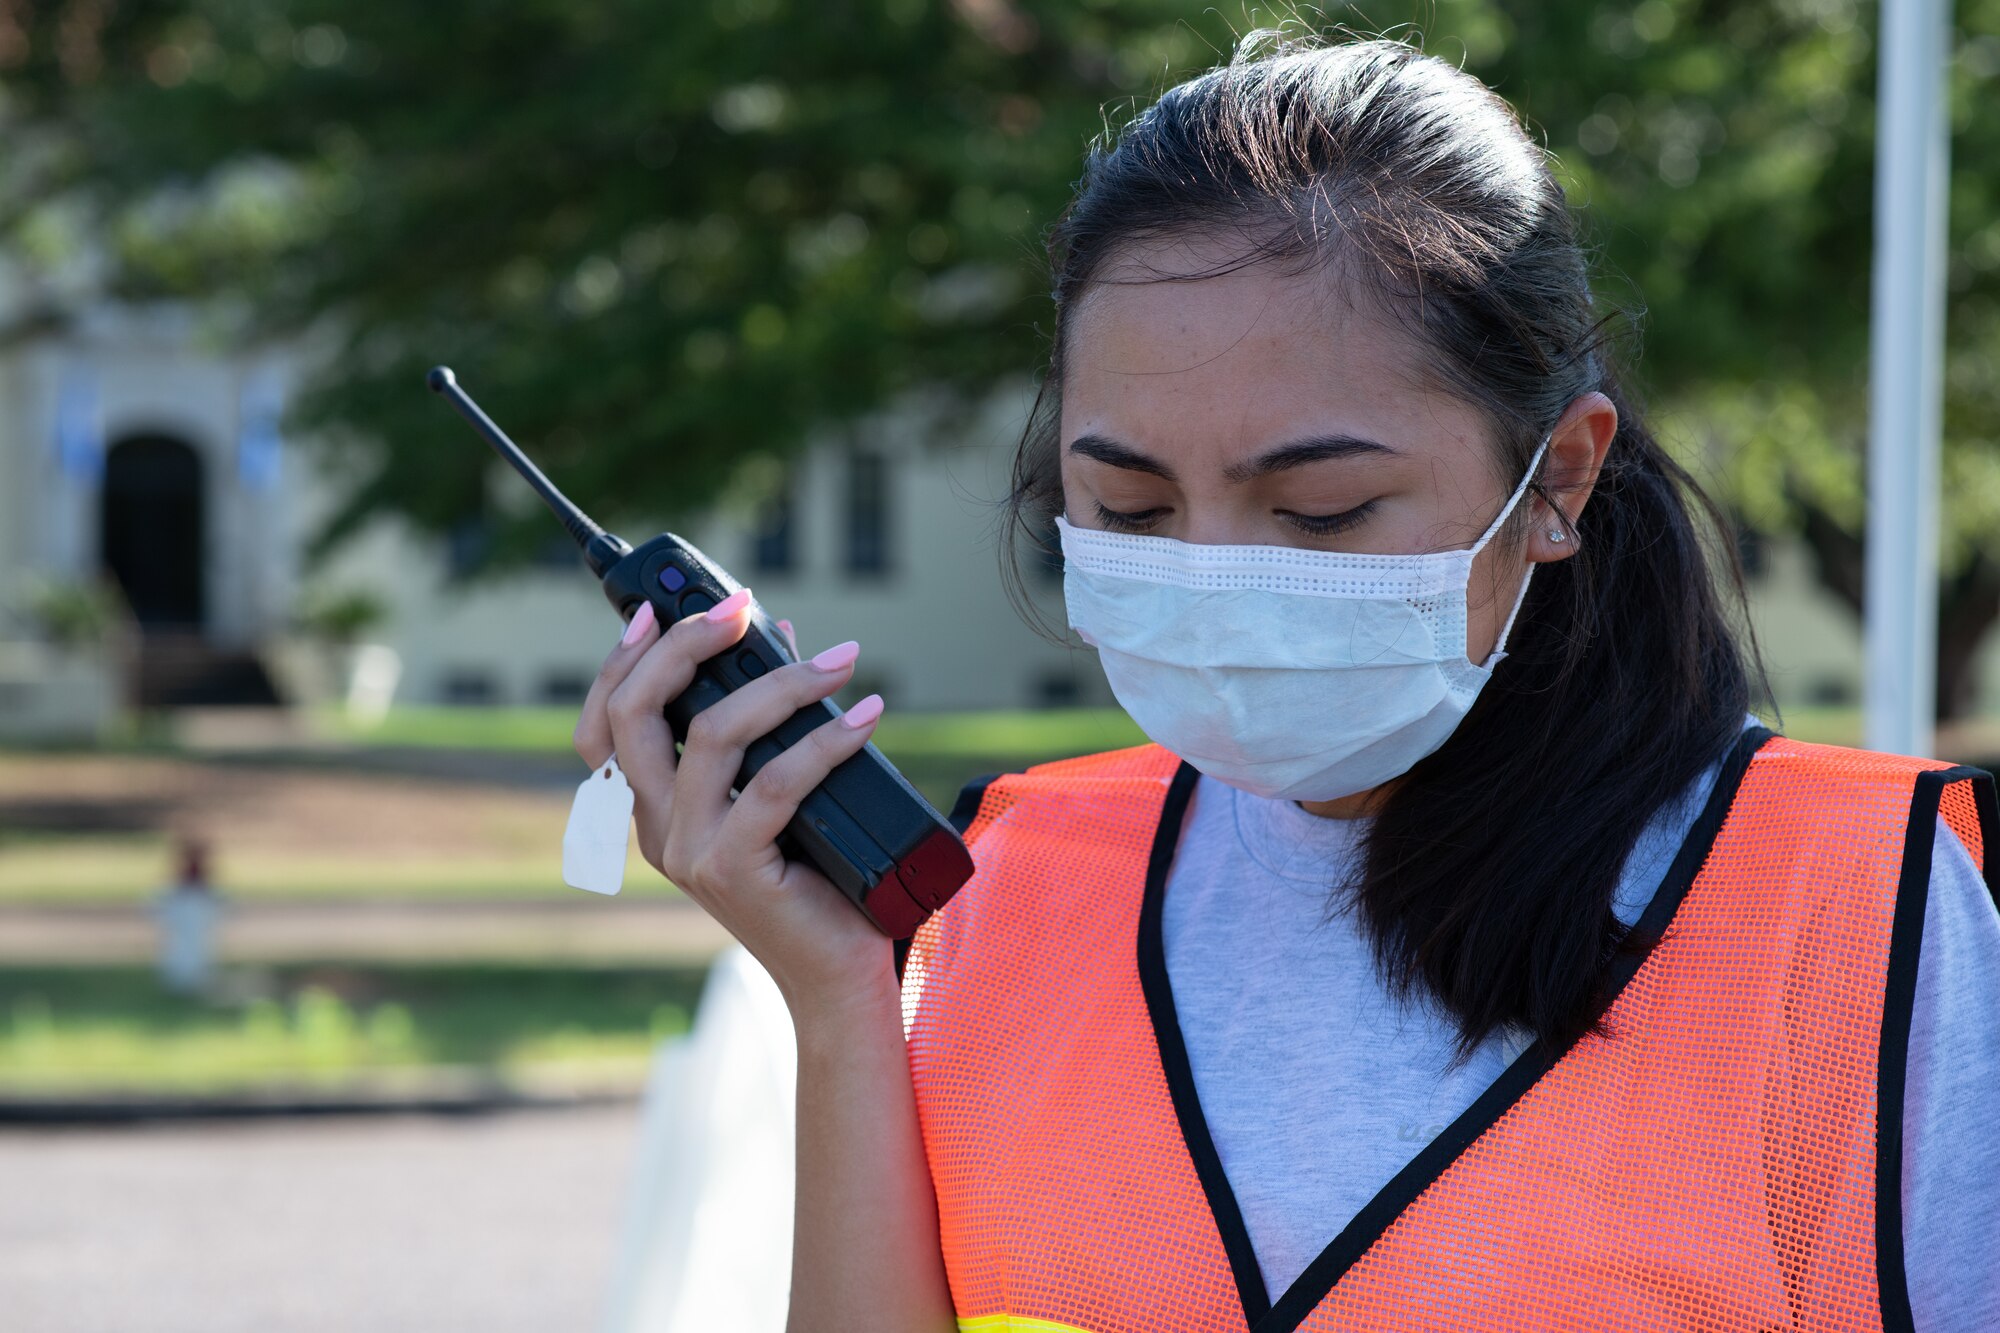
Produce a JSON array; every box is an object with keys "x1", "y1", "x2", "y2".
[
  {"x1": 573, "y1": 589, "x2": 892, "y2": 1011},
  {"x1": 580, "y1": 594, "x2": 956, "y2": 1332}
]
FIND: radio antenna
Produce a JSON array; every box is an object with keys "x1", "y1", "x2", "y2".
[{"x1": 428, "y1": 365, "x2": 631, "y2": 577}]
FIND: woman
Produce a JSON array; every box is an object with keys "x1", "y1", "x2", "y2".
[{"x1": 575, "y1": 33, "x2": 2000, "y2": 1333}]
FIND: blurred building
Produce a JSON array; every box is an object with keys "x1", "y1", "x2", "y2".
[
  {"x1": 0, "y1": 294, "x2": 1107, "y2": 735},
  {"x1": 0, "y1": 301, "x2": 300, "y2": 733},
  {"x1": 302, "y1": 375, "x2": 1108, "y2": 715},
  {"x1": 0, "y1": 293, "x2": 1994, "y2": 736}
]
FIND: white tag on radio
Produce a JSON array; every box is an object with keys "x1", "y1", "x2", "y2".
[{"x1": 564, "y1": 755, "x2": 635, "y2": 896}]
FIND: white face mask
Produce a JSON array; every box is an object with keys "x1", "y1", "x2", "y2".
[{"x1": 1058, "y1": 435, "x2": 1551, "y2": 803}]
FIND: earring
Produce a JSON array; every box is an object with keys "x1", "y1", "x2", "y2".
[{"x1": 1548, "y1": 529, "x2": 1568, "y2": 543}]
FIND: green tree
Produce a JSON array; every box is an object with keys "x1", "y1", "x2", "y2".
[
  {"x1": 7, "y1": 0, "x2": 2000, "y2": 714},
  {"x1": 0, "y1": 0, "x2": 1220, "y2": 557},
  {"x1": 1469, "y1": 0, "x2": 2000, "y2": 719}
]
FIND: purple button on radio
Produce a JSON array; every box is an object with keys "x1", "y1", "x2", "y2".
[{"x1": 659, "y1": 566, "x2": 687, "y2": 593}]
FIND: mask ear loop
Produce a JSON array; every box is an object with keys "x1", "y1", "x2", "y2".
[
  {"x1": 1470, "y1": 433, "x2": 1554, "y2": 555},
  {"x1": 1473, "y1": 432, "x2": 1555, "y2": 666}
]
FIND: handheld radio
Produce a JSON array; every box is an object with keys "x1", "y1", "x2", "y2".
[{"x1": 426, "y1": 365, "x2": 974, "y2": 938}]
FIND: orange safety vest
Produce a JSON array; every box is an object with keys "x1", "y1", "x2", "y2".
[{"x1": 901, "y1": 729, "x2": 1996, "y2": 1333}]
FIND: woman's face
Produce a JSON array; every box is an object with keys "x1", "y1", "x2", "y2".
[{"x1": 1058, "y1": 239, "x2": 1615, "y2": 664}]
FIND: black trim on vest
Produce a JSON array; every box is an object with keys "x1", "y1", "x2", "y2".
[
  {"x1": 1134, "y1": 760, "x2": 1272, "y2": 1322},
  {"x1": 1137, "y1": 727, "x2": 1774, "y2": 1333},
  {"x1": 1875, "y1": 763, "x2": 1998, "y2": 1333},
  {"x1": 949, "y1": 773, "x2": 1003, "y2": 837},
  {"x1": 898, "y1": 771, "x2": 1010, "y2": 984}
]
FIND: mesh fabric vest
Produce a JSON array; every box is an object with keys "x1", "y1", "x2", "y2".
[{"x1": 900, "y1": 730, "x2": 1996, "y2": 1333}]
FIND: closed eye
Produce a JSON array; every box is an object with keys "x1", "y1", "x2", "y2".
[
  {"x1": 1278, "y1": 500, "x2": 1376, "y2": 538},
  {"x1": 1093, "y1": 500, "x2": 1171, "y2": 532}
]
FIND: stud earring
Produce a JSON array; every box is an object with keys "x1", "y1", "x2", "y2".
[{"x1": 1549, "y1": 529, "x2": 1568, "y2": 543}]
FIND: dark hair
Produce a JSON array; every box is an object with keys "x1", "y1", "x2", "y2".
[{"x1": 1003, "y1": 30, "x2": 1761, "y2": 1059}]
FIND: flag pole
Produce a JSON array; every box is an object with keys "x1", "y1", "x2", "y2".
[{"x1": 1863, "y1": 0, "x2": 1954, "y2": 755}]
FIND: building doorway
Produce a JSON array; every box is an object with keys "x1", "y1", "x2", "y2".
[{"x1": 101, "y1": 434, "x2": 205, "y2": 631}]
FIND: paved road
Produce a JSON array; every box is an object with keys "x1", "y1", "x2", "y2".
[{"x1": 0, "y1": 1106, "x2": 640, "y2": 1332}]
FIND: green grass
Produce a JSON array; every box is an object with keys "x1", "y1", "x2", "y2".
[
  {"x1": 1754, "y1": 706, "x2": 1858, "y2": 745},
  {"x1": 312, "y1": 704, "x2": 585, "y2": 753},
  {"x1": 315, "y1": 704, "x2": 1149, "y2": 811},
  {"x1": 316, "y1": 703, "x2": 1146, "y2": 760},
  {"x1": 322, "y1": 702, "x2": 1866, "y2": 757},
  {"x1": 0, "y1": 963, "x2": 708, "y2": 1096},
  {"x1": 876, "y1": 708, "x2": 1147, "y2": 759}
]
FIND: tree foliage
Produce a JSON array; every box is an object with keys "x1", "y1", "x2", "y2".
[
  {"x1": 6, "y1": 0, "x2": 2000, "y2": 710},
  {"x1": 1480, "y1": 0, "x2": 2000, "y2": 714},
  {"x1": 2, "y1": 0, "x2": 1223, "y2": 555}
]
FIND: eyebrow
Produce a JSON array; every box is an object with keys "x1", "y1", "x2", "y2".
[
  {"x1": 1065, "y1": 432, "x2": 1397, "y2": 484},
  {"x1": 1065, "y1": 434, "x2": 1177, "y2": 479}
]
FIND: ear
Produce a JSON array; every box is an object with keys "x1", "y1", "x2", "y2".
[{"x1": 1526, "y1": 391, "x2": 1617, "y2": 565}]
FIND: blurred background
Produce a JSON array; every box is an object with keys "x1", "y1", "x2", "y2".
[{"x1": 1, "y1": 0, "x2": 1997, "y2": 1328}]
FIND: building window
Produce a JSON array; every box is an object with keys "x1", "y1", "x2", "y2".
[
  {"x1": 445, "y1": 518, "x2": 492, "y2": 580},
  {"x1": 534, "y1": 531, "x2": 583, "y2": 571},
  {"x1": 441, "y1": 669, "x2": 499, "y2": 705},
  {"x1": 539, "y1": 672, "x2": 593, "y2": 705},
  {"x1": 750, "y1": 473, "x2": 796, "y2": 575},
  {"x1": 840, "y1": 669, "x2": 895, "y2": 711},
  {"x1": 844, "y1": 449, "x2": 890, "y2": 577},
  {"x1": 1033, "y1": 671, "x2": 1080, "y2": 707}
]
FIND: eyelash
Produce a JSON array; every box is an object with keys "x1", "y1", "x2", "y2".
[
  {"x1": 1092, "y1": 501, "x2": 1170, "y2": 532},
  {"x1": 1092, "y1": 499, "x2": 1378, "y2": 538},
  {"x1": 1280, "y1": 500, "x2": 1377, "y2": 537}
]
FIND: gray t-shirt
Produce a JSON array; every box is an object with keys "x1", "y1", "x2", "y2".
[{"x1": 1162, "y1": 753, "x2": 2000, "y2": 1329}]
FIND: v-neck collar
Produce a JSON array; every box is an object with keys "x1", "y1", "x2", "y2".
[{"x1": 1132, "y1": 726, "x2": 1775, "y2": 1332}]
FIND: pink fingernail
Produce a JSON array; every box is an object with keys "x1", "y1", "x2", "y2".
[
  {"x1": 621, "y1": 600, "x2": 656, "y2": 645},
  {"x1": 704, "y1": 587, "x2": 752, "y2": 621},
  {"x1": 841, "y1": 694, "x2": 884, "y2": 729},
  {"x1": 810, "y1": 640, "x2": 860, "y2": 672}
]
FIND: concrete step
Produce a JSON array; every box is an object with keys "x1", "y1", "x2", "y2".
[{"x1": 135, "y1": 632, "x2": 281, "y2": 708}]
